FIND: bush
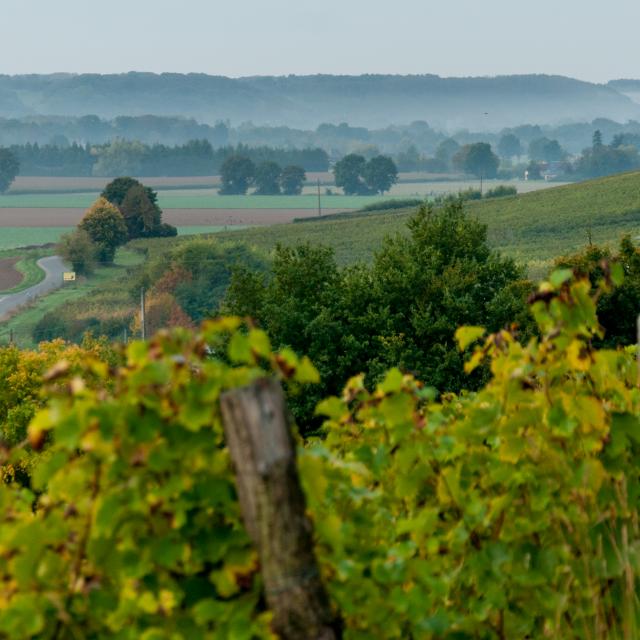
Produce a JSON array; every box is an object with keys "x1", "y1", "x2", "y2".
[
  {"x1": 484, "y1": 184, "x2": 517, "y2": 199},
  {"x1": 58, "y1": 229, "x2": 97, "y2": 275},
  {"x1": 360, "y1": 198, "x2": 423, "y2": 212}
]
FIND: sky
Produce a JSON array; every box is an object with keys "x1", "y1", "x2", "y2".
[{"x1": 3, "y1": 0, "x2": 640, "y2": 82}]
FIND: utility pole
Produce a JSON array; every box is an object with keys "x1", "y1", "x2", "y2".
[
  {"x1": 317, "y1": 178, "x2": 322, "y2": 217},
  {"x1": 140, "y1": 288, "x2": 146, "y2": 340}
]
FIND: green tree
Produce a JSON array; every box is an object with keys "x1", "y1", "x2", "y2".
[
  {"x1": 362, "y1": 155, "x2": 398, "y2": 194},
  {"x1": 453, "y1": 142, "x2": 500, "y2": 178},
  {"x1": 58, "y1": 229, "x2": 97, "y2": 275},
  {"x1": 279, "y1": 165, "x2": 306, "y2": 195},
  {"x1": 253, "y1": 161, "x2": 282, "y2": 195},
  {"x1": 0, "y1": 148, "x2": 19, "y2": 193},
  {"x1": 555, "y1": 236, "x2": 640, "y2": 347},
  {"x1": 224, "y1": 201, "x2": 530, "y2": 431},
  {"x1": 120, "y1": 184, "x2": 162, "y2": 238},
  {"x1": 101, "y1": 176, "x2": 158, "y2": 208},
  {"x1": 434, "y1": 138, "x2": 460, "y2": 171},
  {"x1": 593, "y1": 129, "x2": 603, "y2": 148},
  {"x1": 528, "y1": 137, "x2": 566, "y2": 162},
  {"x1": 333, "y1": 153, "x2": 367, "y2": 195},
  {"x1": 219, "y1": 155, "x2": 255, "y2": 195},
  {"x1": 497, "y1": 133, "x2": 522, "y2": 159},
  {"x1": 78, "y1": 197, "x2": 128, "y2": 264}
]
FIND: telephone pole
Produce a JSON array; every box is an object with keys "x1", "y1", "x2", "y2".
[
  {"x1": 140, "y1": 288, "x2": 146, "y2": 340},
  {"x1": 317, "y1": 178, "x2": 322, "y2": 217}
]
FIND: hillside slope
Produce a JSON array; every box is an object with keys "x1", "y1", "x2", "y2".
[
  {"x1": 1, "y1": 73, "x2": 639, "y2": 129},
  {"x1": 215, "y1": 172, "x2": 640, "y2": 272}
]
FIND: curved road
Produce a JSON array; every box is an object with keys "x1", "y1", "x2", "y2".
[{"x1": 0, "y1": 256, "x2": 67, "y2": 320}]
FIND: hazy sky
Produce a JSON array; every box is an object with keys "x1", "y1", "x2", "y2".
[{"x1": 3, "y1": 0, "x2": 639, "y2": 82}]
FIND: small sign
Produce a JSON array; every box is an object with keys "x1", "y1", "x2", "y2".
[{"x1": 63, "y1": 272, "x2": 76, "y2": 282}]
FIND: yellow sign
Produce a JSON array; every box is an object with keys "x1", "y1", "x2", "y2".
[{"x1": 63, "y1": 272, "x2": 76, "y2": 282}]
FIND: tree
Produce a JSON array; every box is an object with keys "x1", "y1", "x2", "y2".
[
  {"x1": 219, "y1": 155, "x2": 255, "y2": 195},
  {"x1": 593, "y1": 129, "x2": 603, "y2": 149},
  {"x1": 434, "y1": 138, "x2": 460, "y2": 171},
  {"x1": 224, "y1": 201, "x2": 530, "y2": 431},
  {"x1": 101, "y1": 177, "x2": 175, "y2": 239},
  {"x1": 0, "y1": 148, "x2": 19, "y2": 193},
  {"x1": 362, "y1": 155, "x2": 398, "y2": 194},
  {"x1": 497, "y1": 133, "x2": 522, "y2": 159},
  {"x1": 78, "y1": 197, "x2": 128, "y2": 264},
  {"x1": 253, "y1": 161, "x2": 282, "y2": 195},
  {"x1": 453, "y1": 143, "x2": 500, "y2": 178},
  {"x1": 101, "y1": 177, "x2": 156, "y2": 207},
  {"x1": 58, "y1": 229, "x2": 97, "y2": 275},
  {"x1": 333, "y1": 154, "x2": 367, "y2": 195},
  {"x1": 120, "y1": 184, "x2": 162, "y2": 238},
  {"x1": 396, "y1": 145, "x2": 421, "y2": 172},
  {"x1": 528, "y1": 137, "x2": 566, "y2": 162},
  {"x1": 279, "y1": 165, "x2": 306, "y2": 195}
]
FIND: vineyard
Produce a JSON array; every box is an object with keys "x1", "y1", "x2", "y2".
[{"x1": 1, "y1": 267, "x2": 639, "y2": 638}]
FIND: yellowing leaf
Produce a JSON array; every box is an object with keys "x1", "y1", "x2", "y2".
[{"x1": 455, "y1": 326, "x2": 486, "y2": 351}]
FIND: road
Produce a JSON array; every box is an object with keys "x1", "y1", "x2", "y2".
[{"x1": 0, "y1": 256, "x2": 67, "y2": 320}]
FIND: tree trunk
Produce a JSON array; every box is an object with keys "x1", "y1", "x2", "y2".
[{"x1": 220, "y1": 378, "x2": 342, "y2": 640}]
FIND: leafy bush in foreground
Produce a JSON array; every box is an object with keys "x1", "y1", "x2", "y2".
[{"x1": 1, "y1": 269, "x2": 639, "y2": 638}]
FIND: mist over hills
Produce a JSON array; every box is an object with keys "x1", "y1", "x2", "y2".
[{"x1": 1, "y1": 73, "x2": 639, "y2": 130}]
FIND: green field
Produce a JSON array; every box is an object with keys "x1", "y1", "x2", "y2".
[
  {"x1": 0, "y1": 192, "x2": 398, "y2": 210},
  {"x1": 0, "y1": 179, "x2": 565, "y2": 210},
  {"x1": 0, "y1": 226, "x2": 248, "y2": 251},
  {"x1": 0, "y1": 248, "x2": 144, "y2": 348},
  {"x1": 211, "y1": 171, "x2": 640, "y2": 274}
]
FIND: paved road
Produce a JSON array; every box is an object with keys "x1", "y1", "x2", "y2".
[{"x1": 0, "y1": 256, "x2": 67, "y2": 320}]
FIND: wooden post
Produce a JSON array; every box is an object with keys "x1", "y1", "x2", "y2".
[{"x1": 220, "y1": 378, "x2": 341, "y2": 640}]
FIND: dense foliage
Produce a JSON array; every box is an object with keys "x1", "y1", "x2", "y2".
[
  {"x1": 555, "y1": 236, "x2": 640, "y2": 347},
  {"x1": 0, "y1": 147, "x2": 19, "y2": 193},
  {"x1": 9, "y1": 140, "x2": 329, "y2": 177},
  {"x1": 224, "y1": 202, "x2": 531, "y2": 431},
  {"x1": 333, "y1": 154, "x2": 398, "y2": 195},
  {"x1": 78, "y1": 198, "x2": 128, "y2": 264},
  {"x1": 1, "y1": 270, "x2": 640, "y2": 637},
  {"x1": 101, "y1": 178, "x2": 177, "y2": 239}
]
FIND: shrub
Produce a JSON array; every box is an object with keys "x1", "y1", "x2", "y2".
[{"x1": 484, "y1": 184, "x2": 517, "y2": 198}]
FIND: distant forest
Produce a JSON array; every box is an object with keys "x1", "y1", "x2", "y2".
[
  {"x1": 10, "y1": 140, "x2": 329, "y2": 177},
  {"x1": 5, "y1": 116, "x2": 640, "y2": 178},
  {"x1": 1, "y1": 73, "x2": 640, "y2": 129}
]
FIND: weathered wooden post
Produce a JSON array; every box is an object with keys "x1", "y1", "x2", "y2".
[{"x1": 220, "y1": 378, "x2": 341, "y2": 640}]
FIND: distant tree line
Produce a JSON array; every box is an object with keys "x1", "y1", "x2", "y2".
[
  {"x1": 9, "y1": 141, "x2": 329, "y2": 177},
  {"x1": 219, "y1": 156, "x2": 307, "y2": 195}
]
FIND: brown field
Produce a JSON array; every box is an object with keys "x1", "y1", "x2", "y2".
[
  {"x1": 0, "y1": 207, "x2": 351, "y2": 227},
  {"x1": 0, "y1": 257, "x2": 23, "y2": 290}
]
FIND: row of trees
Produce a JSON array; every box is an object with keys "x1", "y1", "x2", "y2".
[
  {"x1": 60, "y1": 178, "x2": 177, "y2": 273},
  {"x1": 9, "y1": 141, "x2": 330, "y2": 177},
  {"x1": 219, "y1": 157, "x2": 307, "y2": 195},
  {"x1": 333, "y1": 154, "x2": 398, "y2": 194}
]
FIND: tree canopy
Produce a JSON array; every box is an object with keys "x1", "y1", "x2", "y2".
[
  {"x1": 0, "y1": 148, "x2": 19, "y2": 193},
  {"x1": 219, "y1": 155, "x2": 255, "y2": 195},
  {"x1": 279, "y1": 165, "x2": 306, "y2": 195},
  {"x1": 453, "y1": 143, "x2": 500, "y2": 178},
  {"x1": 253, "y1": 161, "x2": 282, "y2": 195},
  {"x1": 224, "y1": 201, "x2": 530, "y2": 431},
  {"x1": 78, "y1": 197, "x2": 128, "y2": 264}
]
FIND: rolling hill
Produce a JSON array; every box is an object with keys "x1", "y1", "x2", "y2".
[
  {"x1": 214, "y1": 171, "x2": 640, "y2": 274},
  {"x1": 1, "y1": 73, "x2": 639, "y2": 129}
]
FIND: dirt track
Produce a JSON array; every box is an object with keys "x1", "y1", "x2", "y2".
[
  {"x1": 0, "y1": 257, "x2": 23, "y2": 290},
  {"x1": 0, "y1": 207, "x2": 350, "y2": 227}
]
